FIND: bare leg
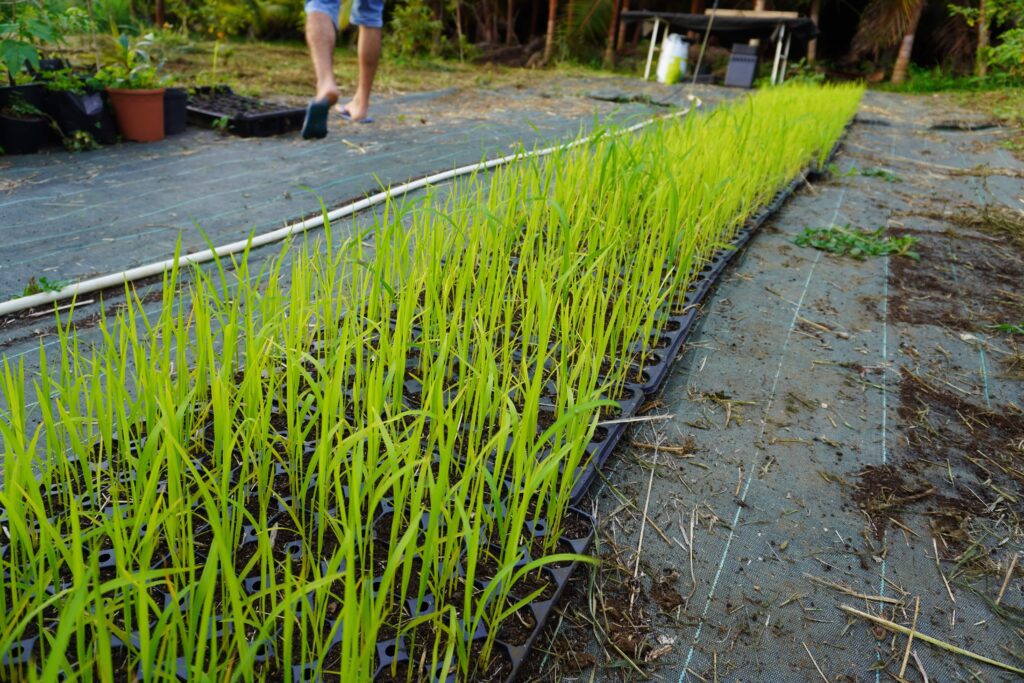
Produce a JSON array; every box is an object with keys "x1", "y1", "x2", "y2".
[
  {"x1": 305, "y1": 11, "x2": 340, "y2": 105},
  {"x1": 340, "y1": 26, "x2": 381, "y2": 120}
]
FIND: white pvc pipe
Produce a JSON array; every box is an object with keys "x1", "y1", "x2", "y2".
[
  {"x1": 0, "y1": 97, "x2": 701, "y2": 319},
  {"x1": 644, "y1": 18, "x2": 661, "y2": 81}
]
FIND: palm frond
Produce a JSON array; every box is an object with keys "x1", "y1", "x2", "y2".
[
  {"x1": 561, "y1": 0, "x2": 611, "y2": 49},
  {"x1": 851, "y1": 0, "x2": 925, "y2": 56}
]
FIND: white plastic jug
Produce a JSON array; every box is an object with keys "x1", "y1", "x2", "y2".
[{"x1": 656, "y1": 34, "x2": 689, "y2": 84}]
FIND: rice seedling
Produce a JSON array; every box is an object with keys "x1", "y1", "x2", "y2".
[{"x1": 0, "y1": 84, "x2": 862, "y2": 681}]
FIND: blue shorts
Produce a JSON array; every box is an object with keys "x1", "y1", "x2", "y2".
[{"x1": 306, "y1": 0, "x2": 383, "y2": 28}]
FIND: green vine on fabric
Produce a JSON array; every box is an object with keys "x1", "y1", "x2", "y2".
[{"x1": 795, "y1": 225, "x2": 921, "y2": 260}]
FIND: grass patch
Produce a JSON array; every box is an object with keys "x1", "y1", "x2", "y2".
[
  {"x1": 65, "y1": 35, "x2": 620, "y2": 100},
  {"x1": 991, "y1": 322, "x2": 1024, "y2": 335},
  {"x1": 859, "y1": 167, "x2": 901, "y2": 182},
  {"x1": 795, "y1": 225, "x2": 920, "y2": 260}
]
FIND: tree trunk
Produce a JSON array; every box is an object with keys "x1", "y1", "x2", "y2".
[
  {"x1": 890, "y1": 0, "x2": 924, "y2": 84},
  {"x1": 617, "y1": 0, "x2": 629, "y2": 51},
  {"x1": 506, "y1": 0, "x2": 515, "y2": 44},
  {"x1": 155, "y1": 0, "x2": 165, "y2": 26},
  {"x1": 454, "y1": 0, "x2": 465, "y2": 59},
  {"x1": 604, "y1": 0, "x2": 623, "y2": 65},
  {"x1": 976, "y1": 0, "x2": 989, "y2": 77},
  {"x1": 492, "y1": 0, "x2": 499, "y2": 45},
  {"x1": 480, "y1": 1, "x2": 495, "y2": 43},
  {"x1": 807, "y1": 0, "x2": 820, "y2": 63},
  {"x1": 543, "y1": 0, "x2": 557, "y2": 62}
]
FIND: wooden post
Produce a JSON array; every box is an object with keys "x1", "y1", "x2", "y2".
[
  {"x1": 807, "y1": 0, "x2": 819, "y2": 63},
  {"x1": 750, "y1": 0, "x2": 765, "y2": 47},
  {"x1": 543, "y1": 0, "x2": 558, "y2": 62},
  {"x1": 617, "y1": 0, "x2": 629, "y2": 51},
  {"x1": 604, "y1": 0, "x2": 623, "y2": 65},
  {"x1": 506, "y1": 0, "x2": 515, "y2": 44}
]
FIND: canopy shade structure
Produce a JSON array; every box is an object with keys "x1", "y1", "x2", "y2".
[
  {"x1": 619, "y1": 11, "x2": 818, "y2": 42},
  {"x1": 620, "y1": 11, "x2": 817, "y2": 85}
]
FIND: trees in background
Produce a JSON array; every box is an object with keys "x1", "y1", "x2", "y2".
[{"x1": 11, "y1": 0, "x2": 1018, "y2": 81}]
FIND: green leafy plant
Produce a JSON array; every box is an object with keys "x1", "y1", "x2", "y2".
[
  {"x1": 193, "y1": 37, "x2": 224, "y2": 87},
  {"x1": 39, "y1": 66, "x2": 88, "y2": 94},
  {"x1": 795, "y1": 225, "x2": 920, "y2": 260},
  {"x1": 784, "y1": 58, "x2": 826, "y2": 85},
  {"x1": 0, "y1": 2, "x2": 87, "y2": 83},
  {"x1": 61, "y1": 129, "x2": 100, "y2": 152},
  {"x1": 385, "y1": 0, "x2": 445, "y2": 60},
  {"x1": 826, "y1": 162, "x2": 858, "y2": 178},
  {"x1": 859, "y1": 167, "x2": 902, "y2": 182},
  {"x1": 949, "y1": 0, "x2": 1024, "y2": 79},
  {"x1": 88, "y1": 30, "x2": 163, "y2": 89},
  {"x1": 20, "y1": 275, "x2": 69, "y2": 296},
  {"x1": 0, "y1": 0, "x2": 57, "y2": 82},
  {"x1": 211, "y1": 114, "x2": 230, "y2": 132},
  {"x1": 0, "y1": 92, "x2": 45, "y2": 119},
  {"x1": 991, "y1": 322, "x2": 1024, "y2": 335}
]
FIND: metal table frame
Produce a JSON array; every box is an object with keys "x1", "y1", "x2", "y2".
[{"x1": 642, "y1": 15, "x2": 795, "y2": 85}]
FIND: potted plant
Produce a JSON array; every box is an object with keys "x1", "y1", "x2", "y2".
[
  {"x1": 40, "y1": 67, "x2": 117, "y2": 146},
  {"x1": 90, "y1": 32, "x2": 166, "y2": 143},
  {"x1": 0, "y1": 0, "x2": 56, "y2": 112},
  {"x1": 0, "y1": 92, "x2": 50, "y2": 154}
]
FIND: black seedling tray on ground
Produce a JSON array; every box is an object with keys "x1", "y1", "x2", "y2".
[
  {"x1": 4, "y1": 126, "x2": 850, "y2": 682},
  {"x1": 638, "y1": 306, "x2": 697, "y2": 395},
  {"x1": 607, "y1": 132, "x2": 848, "y2": 405},
  {"x1": 568, "y1": 384, "x2": 644, "y2": 504},
  {"x1": 187, "y1": 86, "x2": 305, "y2": 138},
  {"x1": 495, "y1": 506, "x2": 594, "y2": 683}
]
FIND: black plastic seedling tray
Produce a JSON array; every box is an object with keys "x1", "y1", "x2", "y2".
[
  {"x1": 187, "y1": 86, "x2": 305, "y2": 138},
  {"x1": 568, "y1": 384, "x2": 645, "y2": 504},
  {"x1": 612, "y1": 136, "x2": 846, "y2": 404},
  {"x1": 4, "y1": 126, "x2": 850, "y2": 681}
]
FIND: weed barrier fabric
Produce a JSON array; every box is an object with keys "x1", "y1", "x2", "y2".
[
  {"x1": 571, "y1": 92, "x2": 1024, "y2": 682},
  {"x1": 0, "y1": 78, "x2": 716, "y2": 302}
]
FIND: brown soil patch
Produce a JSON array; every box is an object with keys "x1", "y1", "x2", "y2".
[
  {"x1": 852, "y1": 464, "x2": 935, "y2": 539},
  {"x1": 896, "y1": 370, "x2": 1023, "y2": 557},
  {"x1": 889, "y1": 220, "x2": 1024, "y2": 331}
]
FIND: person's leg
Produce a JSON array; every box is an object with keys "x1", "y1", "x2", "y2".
[
  {"x1": 339, "y1": 0, "x2": 384, "y2": 121},
  {"x1": 301, "y1": 1, "x2": 341, "y2": 138},
  {"x1": 305, "y1": 7, "x2": 340, "y2": 105},
  {"x1": 341, "y1": 26, "x2": 381, "y2": 121}
]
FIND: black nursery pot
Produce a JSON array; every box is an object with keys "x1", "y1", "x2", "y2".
[
  {"x1": 45, "y1": 89, "x2": 117, "y2": 145},
  {"x1": 0, "y1": 114, "x2": 50, "y2": 154},
  {"x1": 163, "y1": 87, "x2": 188, "y2": 135},
  {"x1": 0, "y1": 83, "x2": 46, "y2": 112}
]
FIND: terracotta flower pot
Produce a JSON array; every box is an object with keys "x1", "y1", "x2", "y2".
[{"x1": 106, "y1": 87, "x2": 166, "y2": 142}]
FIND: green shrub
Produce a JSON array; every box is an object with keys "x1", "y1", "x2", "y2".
[{"x1": 385, "y1": 0, "x2": 444, "y2": 59}]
